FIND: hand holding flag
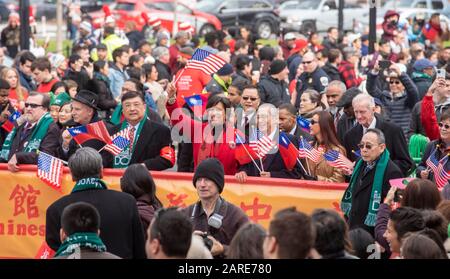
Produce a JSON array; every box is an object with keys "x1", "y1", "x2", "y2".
[
  {"x1": 298, "y1": 137, "x2": 321, "y2": 162},
  {"x1": 1, "y1": 111, "x2": 21, "y2": 133},
  {"x1": 323, "y1": 149, "x2": 354, "y2": 174}
]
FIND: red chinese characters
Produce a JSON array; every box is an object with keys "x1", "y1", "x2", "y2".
[
  {"x1": 166, "y1": 193, "x2": 188, "y2": 208},
  {"x1": 240, "y1": 197, "x2": 272, "y2": 223},
  {"x1": 9, "y1": 184, "x2": 41, "y2": 219}
]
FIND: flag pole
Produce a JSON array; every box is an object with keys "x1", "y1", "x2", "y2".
[
  {"x1": 300, "y1": 136, "x2": 311, "y2": 174},
  {"x1": 296, "y1": 158, "x2": 309, "y2": 176},
  {"x1": 173, "y1": 67, "x2": 186, "y2": 85},
  {"x1": 235, "y1": 131, "x2": 262, "y2": 173},
  {"x1": 259, "y1": 157, "x2": 265, "y2": 173}
]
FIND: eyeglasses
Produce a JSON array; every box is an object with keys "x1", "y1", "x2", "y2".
[
  {"x1": 302, "y1": 60, "x2": 313, "y2": 64},
  {"x1": 310, "y1": 119, "x2": 319, "y2": 125},
  {"x1": 438, "y1": 122, "x2": 450, "y2": 129},
  {"x1": 24, "y1": 103, "x2": 43, "y2": 109},
  {"x1": 389, "y1": 80, "x2": 401, "y2": 85},
  {"x1": 357, "y1": 142, "x2": 379, "y2": 150},
  {"x1": 242, "y1": 96, "x2": 258, "y2": 102}
]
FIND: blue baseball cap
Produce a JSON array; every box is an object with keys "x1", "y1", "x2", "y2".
[{"x1": 413, "y1": 59, "x2": 436, "y2": 71}]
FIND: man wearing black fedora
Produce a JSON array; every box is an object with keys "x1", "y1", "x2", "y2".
[{"x1": 57, "y1": 89, "x2": 114, "y2": 164}]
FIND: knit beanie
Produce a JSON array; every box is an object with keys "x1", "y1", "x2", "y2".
[
  {"x1": 268, "y1": 59, "x2": 287, "y2": 75},
  {"x1": 193, "y1": 158, "x2": 225, "y2": 193},
  {"x1": 216, "y1": 63, "x2": 233, "y2": 76}
]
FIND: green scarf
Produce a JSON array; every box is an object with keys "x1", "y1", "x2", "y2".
[
  {"x1": 72, "y1": 177, "x2": 107, "y2": 193},
  {"x1": 212, "y1": 74, "x2": 231, "y2": 93},
  {"x1": 54, "y1": 232, "x2": 106, "y2": 257},
  {"x1": 113, "y1": 117, "x2": 146, "y2": 169},
  {"x1": 0, "y1": 112, "x2": 53, "y2": 161},
  {"x1": 341, "y1": 149, "x2": 390, "y2": 227},
  {"x1": 411, "y1": 71, "x2": 432, "y2": 80}
]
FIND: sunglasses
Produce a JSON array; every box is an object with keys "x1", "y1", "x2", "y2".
[
  {"x1": 310, "y1": 119, "x2": 319, "y2": 125},
  {"x1": 302, "y1": 60, "x2": 313, "y2": 64},
  {"x1": 242, "y1": 96, "x2": 258, "y2": 101},
  {"x1": 24, "y1": 103, "x2": 43, "y2": 109},
  {"x1": 438, "y1": 122, "x2": 450, "y2": 129},
  {"x1": 357, "y1": 143, "x2": 378, "y2": 150},
  {"x1": 389, "y1": 80, "x2": 401, "y2": 85}
]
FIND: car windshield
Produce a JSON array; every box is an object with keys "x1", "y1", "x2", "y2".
[
  {"x1": 115, "y1": 2, "x2": 135, "y2": 11},
  {"x1": 196, "y1": 0, "x2": 222, "y2": 12},
  {"x1": 297, "y1": 0, "x2": 320, "y2": 9}
]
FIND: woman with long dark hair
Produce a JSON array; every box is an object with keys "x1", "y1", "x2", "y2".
[
  {"x1": 306, "y1": 111, "x2": 347, "y2": 182},
  {"x1": 120, "y1": 164, "x2": 163, "y2": 232}
]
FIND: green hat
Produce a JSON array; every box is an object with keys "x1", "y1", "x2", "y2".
[{"x1": 51, "y1": 92, "x2": 71, "y2": 107}]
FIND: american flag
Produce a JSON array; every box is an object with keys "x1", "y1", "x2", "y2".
[
  {"x1": 37, "y1": 152, "x2": 64, "y2": 188},
  {"x1": 434, "y1": 155, "x2": 450, "y2": 190},
  {"x1": 249, "y1": 128, "x2": 275, "y2": 159},
  {"x1": 185, "y1": 48, "x2": 226, "y2": 76},
  {"x1": 323, "y1": 149, "x2": 353, "y2": 171},
  {"x1": 426, "y1": 148, "x2": 439, "y2": 174},
  {"x1": 298, "y1": 137, "x2": 322, "y2": 162},
  {"x1": 103, "y1": 128, "x2": 131, "y2": 156}
]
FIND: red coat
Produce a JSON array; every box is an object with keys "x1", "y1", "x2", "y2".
[
  {"x1": 169, "y1": 44, "x2": 180, "y2": 74},
  {"x1": 36, "y1": 77, "x2": 59, "y2": 94},
  {"x1": 175, "y1": 68, "x2": 211, "y2": 106},
  {"x1": 421, "y1": 95, "x2": 440, "y2": 140},
  {"x1": 167, "y1": 102, "x2": 238, "y2": 175}
]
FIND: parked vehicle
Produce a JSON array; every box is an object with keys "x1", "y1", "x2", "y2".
[
  {"x1": 279, "y1": 0, "x2": 367, "y2": 34},
  {"x1": 196, "y1": 0, "x2": 280, "y2": 39},
  {"x1": 0, "y1": 0, "x2": 17, "y2": 22},
  {"x1": 90, "y1": 0, "x2": 222, "y2": 35}
]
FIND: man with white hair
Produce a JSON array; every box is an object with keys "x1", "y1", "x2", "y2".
[
  {"x1": 153, "y1": 46, "x2": 172, "y2": 84},
  {"x1": 343, "y1": 94, "x2": 413, "y2": 176},
  {"x1": 169, "y1": 31, "x2": 189, "y2": 73}
]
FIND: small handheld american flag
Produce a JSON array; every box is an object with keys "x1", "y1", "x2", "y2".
[
  {"x1": 103, "y1": 127, "x2": 131, "y2": 156},
  {"x1": 298, "y1": 137, "x2": 322, "y2": 162},
  {"x1": 249, "y1": 128, "x2": 275, "y2": 159},
  {"x1": 37, "y1": 152, "x2": 65, "y2": 189},
  {"x1": 434, "y1": 155, "x2": 450, "y2": 190},
  {"x1": 426, "y1": 148, "x2": 439, "y2": 174},
  {"x1": 185, "y1": 48, "x2": 226, "y2": 76},
  {"x1": 323, "y1": 149, "x2": 353, "y2": 171}
]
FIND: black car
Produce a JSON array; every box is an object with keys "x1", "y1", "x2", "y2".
[{"x1": 196, "y1": 0, "x2": 280, "y2": 39}]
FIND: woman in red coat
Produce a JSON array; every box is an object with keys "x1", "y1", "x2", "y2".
[{"x1": 166, "y1": 84, "x2": 238, "y2": 175}]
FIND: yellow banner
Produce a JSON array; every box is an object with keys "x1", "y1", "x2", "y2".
[{"x1": 0, "y1": 165, "x2": 346, "y2": 259}]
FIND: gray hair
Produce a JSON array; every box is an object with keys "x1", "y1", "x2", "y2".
[
  {"x1": 68, "y1": 147, "x2": 103, "y2": 181},
  {"x1": 152, "y1": 46, "x2": 169, "y2": 60},
  {"x1": 352, "y1": 93, "x2": 375, "y2": 110},
  {"x1": 174, "y1": 31, "x2": 189, "y2": 40},
  {"x1": 327, "y1": 80, "x2": 347, "y2": 93},
  {"x1": 366, "y1": 128, "x2": 386, "y2": 144}
]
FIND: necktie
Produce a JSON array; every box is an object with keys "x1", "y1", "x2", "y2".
[
  {"x1": 128, "y1": 126, "x2": 136, "y2": 152},
  {"x1": 21, "y1": 123, "x2": 32, "y2": 142}
]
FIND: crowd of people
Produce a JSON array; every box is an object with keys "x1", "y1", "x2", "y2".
[{"x1": 1, "y1": 8, "x2": 450, "y2": 259}]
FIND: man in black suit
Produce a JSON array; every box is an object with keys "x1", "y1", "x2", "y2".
[
  {"x1": 105, "y1": 91, "x2": 174, "y2": 170},
  {"x1": 278, "y1": 103, "x2": 313, "y2": 142},
  {"x1": 336, "y1": 88, "x2": 361, "y2": 144},
  {"x1": 343, "y1": 94, "x2": 413, "y2": 176},
  {"x1": 235, "y1": 85, "x2": 260, "y2": 139},
  {"x1": 0, "y1": 92, "x2": 61, "y2": 171},
  {"x1": 341, "y1": 129, "x2": 403, "y2": 236},
  {"x1": 235, "y1": 104, "x2": 304, "y2": 182},
  {"x1": 46, "y1": 147, "x2": 146, "y2": 258}
]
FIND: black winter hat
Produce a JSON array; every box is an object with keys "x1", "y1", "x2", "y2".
[
  {"x1": 193, "y1": 158, "x2": 225, "y2": 193},
  {"x1": 268, "y1": 59, "x2": 287, "y2": 75}
]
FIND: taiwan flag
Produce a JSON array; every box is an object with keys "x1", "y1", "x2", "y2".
[
  {"x1": 296, "y1": 116, "x2": 311, "y2": 133},
  {"x1": 234, "y1": 129, "x2": 259, "y2": 165},
  {"x1": 68, "y1": 121, "x2": 112, "y2": 145},
  {"x1": 1, "y1": 111, "x2": 21, "y2": 133},
  {"x1": 184, "y1": 94, "x2": 209, "y2": 118},
  {"x1": 278, "y1": 132, "x2": 298, "y2": 170}
]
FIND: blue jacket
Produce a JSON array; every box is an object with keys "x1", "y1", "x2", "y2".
[{"x1": 108, "y1": 64, "x2": 129, "y2": 99}]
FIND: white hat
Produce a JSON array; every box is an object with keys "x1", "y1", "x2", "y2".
[
  {"x1": 284, "y1": 32, "x2": 296, "y2": 40},
  {"x1": 49, "y1": 53, "x2": 66, "y2": 69},
  {"x1": 79, "y1": 21, "x2": 92, "y2": 33},
  {"x1": 105, "y1": 15, "x2": 115, "y2": 24},
  {"x1": 348, "y1": 33, "x2": 362, "y2": 45}
]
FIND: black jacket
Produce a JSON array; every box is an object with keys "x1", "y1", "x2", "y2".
[
  {"x1": 257, "y1": 75, "x2": 291, "y2": 107},
  {"x1": 337, "y1": 113, "x2": 356, "y2": 146},
  {"x1": 126, "y1": 30, "x2": 144, "y2": 51},
  {"x1": 45, "y1": 187, "x2": 146, "y2": 259},
  {"x1": 343, "y1": 114, "x2": 414, "y2": 176},
  {"x1": 295, "y1": 67, "x2": 330, "y2": 109},
  {"x1": 183, "y1": 197, "x2": 249, "y2": 258},
  {"x1": 0, "y1": 120, "x2": 61, "y2": 164},
  {"x1": 322, "y1": 36, "x2": 339, "y2": 51},
  {"x1": 17, "y1": 68, "x2": 35, "y2": 92},
  {"x1": 155, "y1": 60, "x2": 172, "y2": 82},
  {"x1": 63, "y1": 68, "x2": 91, "y2": 91},
  {"x1": 411, "y1": 73, "x2": 432, "y2": 100},
  {"x1": 322, "y1": 62, "x2": 342, "y2": 82},
  {"x1": 104, "y1": 118, "x2": 174, "y2": 170},
  {"x1": 346, "y1": 159, "x2": 403, "y2": 236},
  {"x1": 89, "y1": 75, "x2": 118, "y2": 113}
]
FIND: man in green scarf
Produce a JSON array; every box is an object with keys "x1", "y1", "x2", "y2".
[
  {"x1": 341, "y1": 128, "x2": 403, "y2": 236},
  {"x1": 0, "y1": 92, "x2": 61, "y2": 172},
  {"x1": 54, "y1": 201, "x2": 120, "y2": 259}
]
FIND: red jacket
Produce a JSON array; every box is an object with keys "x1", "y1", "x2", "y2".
[
  {"x1": 168, "y1": 44, "x2": 181, "y2": 75},
  {"x1": 421, "y1": 95, "x2": 440, "y2": 140},
  {"x1": 175, "y1": 68, "x2": 211, "y2": 107},
  {"x1": 167, "y1": 102, "x2": 238, "y2": 175},
  {"x1": 338, "y1": 60, "x2": 362, "y2": 89},
  {"x1": 36, "y1": 77, "x2": 59, "y2": 94},
  {"x1": 422, "y1": 21, "x2": 443, "y2": 44}
]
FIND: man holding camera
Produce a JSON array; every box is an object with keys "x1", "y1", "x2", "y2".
[{"x1": 183, "y1": 158, "x2": 249, "y2": 258}]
